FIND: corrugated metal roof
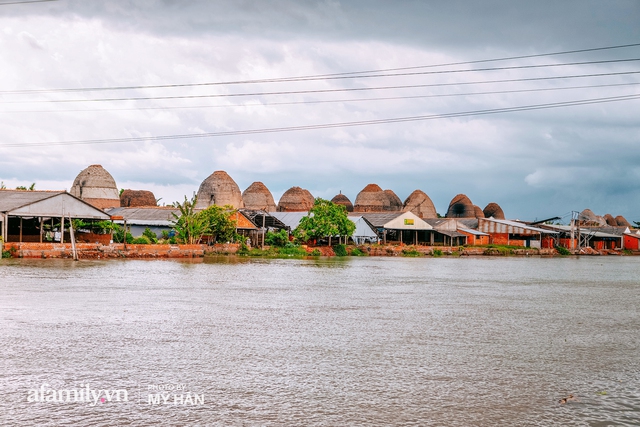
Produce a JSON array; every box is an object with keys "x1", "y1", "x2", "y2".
[
  {"x1": 0, "y1": 190, "x2": 110, "y2": 219},
  {"x1": 479, "y1": 218, "x2": 558, "y2": 234},
  {"x1": 270, "y1": 211, "x2": 310, "y2": 229},
  {"x1": 541, "y1": 224, "x2": 622, "y2": 239},
  {"x1": 349, "y1": 216, "x2": 378, "y2": 238},
  {"x1": 0, "y1": 190, "x2": 62, "y2": 212},
  {"x1": 352, "y1": 212, "x2": 403, "y2": 228},
  {"x1": 458, "y1": 228, "x2": 490, "y2": 236},
  {"x1": 436, "y1": 230, "x2": 467, "y2": 238},
  {"x1": 107, "y1": 207, "x2": 179, "y2": 225},
  {"x1": 457, "y1": 218, "x2": 479, "y2": 229},
  {"x1": 241, "y1": 210, "x2": 287, "y2": 229}
]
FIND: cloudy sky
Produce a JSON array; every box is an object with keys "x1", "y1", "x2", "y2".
[{"x1": 1, "y1": 0, "x2": 639, "y2": 222}]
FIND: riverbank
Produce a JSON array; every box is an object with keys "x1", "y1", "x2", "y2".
[{"x1": 1, "y1": 242, "x2": 636, "y2": 259}]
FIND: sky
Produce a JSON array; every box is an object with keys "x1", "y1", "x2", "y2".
[{"x1": 0, "y1": 0, "x2": 639, "y2": 223}]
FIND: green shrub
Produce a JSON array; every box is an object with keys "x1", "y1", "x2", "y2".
[
  {"x1": 350, "y1": 247, "x2": 366, "y2": 256},
  {"x1": 310, "y1": 248, "x2": 322, "y2": 256},
  {"x1": 401, "y1": 247, "x2": 421, "y2": 257},
  {"x1": 113, "y1": 227, "x2": 134, "y2": 244},
  {"x1": 265, "y1": 229, "x2": 290, "y2": 247},
  {"x1": 333, "y1": 244, "x2": 347, "y2": 256},
  {"x1": 277, "y1": 244, "x2": 308, "y2": 257},
  {"x1": 142, "y1": 228, "x2": 158, "y2": 244},
  {"x1": 132, "y1": 236, "x2": 151, "y2": 245},
  {"x1": 237, "y1": 242, "x2": 250, "y2": 255},
  {"x1": 432, "y1": 249, "x2": 443, "y2": 257},
  {"x1": 161, "y1": 230, "x2": 170, "y2": 239},
  {"x1": 555, "y1": 245, "x2": 571, "y2": 256}
]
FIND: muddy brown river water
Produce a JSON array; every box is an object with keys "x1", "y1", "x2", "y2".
[{"x1": 1, "y1": 256, "x2": 639, "y2": 426}]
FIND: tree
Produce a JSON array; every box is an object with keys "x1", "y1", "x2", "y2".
[
  {"x1": 198, "y1": 204, "x2": 237, "y2": 243},
  {"x1": 633, "y1": 221, "x2": 640, "y2": 229},
  {"x1": 171, "y1": 196, "x2": 239, "y2": 244},
  {"x1": 294, "y1": 198, "x2": 355, "y2": 245},
  {"x1": 171, "y1": 195, "x2": 208, "y2": 244}
]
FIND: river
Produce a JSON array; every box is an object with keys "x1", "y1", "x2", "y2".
[{"x1": 1, "y1": 256, "x2": 639, "y2": 426}]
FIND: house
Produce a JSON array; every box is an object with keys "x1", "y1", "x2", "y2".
[
  {"x1": 358, "y1": 212, "x2": 436, "y2": 245},
  {"x1": 107, "y1": 206, "x2": 179, "y2": 238},
  {"x1": 349, "y1": 216, "x2": 379, "y2": 244},
  {"x1": 0, "y1": 190, "x2": 111, "y2": 243},
  {"x1": 423, "y1": 218, "x2": 469, "y2": 246},
  {"x1": 624, "y1": 229, "x2": 640, "y2": 250}
]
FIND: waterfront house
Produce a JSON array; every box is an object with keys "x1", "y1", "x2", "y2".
[{"x1": 0, "y1": 190, "x2": 110, "y2": 243}]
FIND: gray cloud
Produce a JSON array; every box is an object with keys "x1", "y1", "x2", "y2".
[{"x1": 0, "y1": 0, "x2": 638, "y2": 222}]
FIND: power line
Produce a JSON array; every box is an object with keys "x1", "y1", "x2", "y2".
[
  {"x1": 4, "y1": 81, "x2": 640, "y2": 114},
  {"x1": 2, "y1": 42, "x2": 640, "y2": 94},
  {"x1": 2, "y1": 93, "x2": 638, "y2": 148},
  {"x1": 4, "y1": 71, "x2": 640, "y2": 105},
  {"x1": 0, "y1": 0, "x2": 57, "y2": 4}
]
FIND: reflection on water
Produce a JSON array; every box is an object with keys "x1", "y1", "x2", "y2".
[{"x1": 1, "y1": 257, "x2": 639, "y2": 426}]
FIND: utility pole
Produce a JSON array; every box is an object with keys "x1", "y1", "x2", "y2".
[
  {"x1": 576, "y1": 212, "x2": 581, "y2": 253},
  {"x1": 570, "y1": 211, "x2": 576, "y2": 251}
]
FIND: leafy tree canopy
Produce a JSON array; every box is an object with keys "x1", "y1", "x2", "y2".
[
  {"x1": 171, "y1": 195, "x2": 238, "y2": 244},
  {"x1": 294, "y1": 198, "x2": 355, "y2": 242}
]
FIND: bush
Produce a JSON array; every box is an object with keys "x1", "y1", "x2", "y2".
[
  {"x1": 237, "y1": 242, "x2": 250, "y2": 255},
  {"x1": 277, "y1": 244, "x2": 308, "y2": 257},
  {"x1": 310, "y1": 248, "x2": 322, "y2": 256},
  {"x1": 132, "y1": 236, "x2": 151, "y2": 245},
  {"x1": 401, "y1": 247, "x2": 421, "y2": 257},
  {"x1": 350, "y1": 247, "x2": 366, "y2": 256},
  {"x1": 113, "y1": 227, "x2": 134, "y2": 244},
  {"x1": 432, "y1": 249, "x2": 443, "y2": 257},
  {"x1": 265, "y1": 229, "x2": 290, "y2": 247},
  {"x1": 142, "y1": 228, "x2": 158, "y2": 244},
  {"x1": 555, "y1": 245, "x2": 571, "y2": 256},
  {"x1": 333, "y1": 244, "x2": 347, "y2": 257}
]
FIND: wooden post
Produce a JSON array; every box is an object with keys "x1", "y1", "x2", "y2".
[
  {"x1": 262, "y1": 212, "x2": 265, "y2": 250},
  {"x1": 69, "y1": 214, "x2": 78, "y2": 261},
  {"x1": 60, "y1": 216, "x2": 64, "y2": 243},
  {"x1": 39, "y1": 217, "x2": 43, "y2": 243},
  {"x1": 19, "y1": 217, "x2": 23, "y2": 242},
  {"x1": 400, "y1": 230, "x2": 403, "y2": 246}
]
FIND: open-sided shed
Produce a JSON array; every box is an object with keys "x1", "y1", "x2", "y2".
[{"x1": 0, "y1": 190, "x2": 110, "y2": 243}]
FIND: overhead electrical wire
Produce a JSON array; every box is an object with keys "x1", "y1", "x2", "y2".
[
  {"x1": 3, "y1": 81, "x2": 640, "y2": 114},
  {"x1": 0, "y1": 0, "x2": 57, "y2": 5},
  {"x1": 2, "y1": 93, "x2": 638, "y2": 148},
  {"x1": 2, "y1": 42, "x2": 640, "y2": 94},
  {"x1": 3, "y1": 70, "x2": 640, "y2": 104}
]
